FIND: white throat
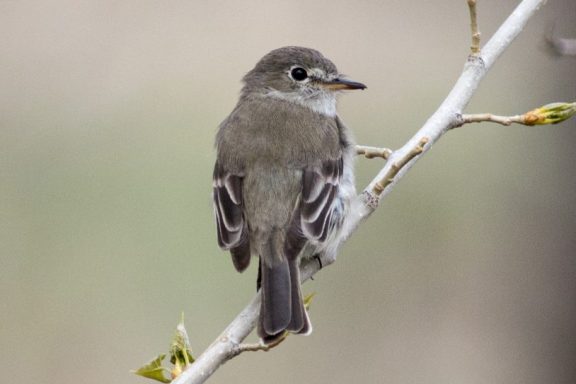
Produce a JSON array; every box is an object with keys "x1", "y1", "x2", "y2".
[{"x1": 264, "y1": 89, "x2": 337, "y2": 117}]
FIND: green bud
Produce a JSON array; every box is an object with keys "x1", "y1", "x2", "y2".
[{"x1": 525, "y1": 102, "x2": 576, "y2": 125}]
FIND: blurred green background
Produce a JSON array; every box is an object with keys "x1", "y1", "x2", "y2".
[{"x1": 1, "y1": 1, "x2": 575, "y2": 383}]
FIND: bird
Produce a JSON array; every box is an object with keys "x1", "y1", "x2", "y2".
[{"x1": 213, "y1": 46, "x2": 366, "y2": 343}]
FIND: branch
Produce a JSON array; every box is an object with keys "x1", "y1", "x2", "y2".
[
  {"x1": 549, "y1": 37, "x2": 576, "y2": 56},
  {"x1": 468, "y1": 0, "x2": 481, "y2": 55},
  {"x1": 456, "y1": 102, "x2": 576, "y2": 127},
  {"x1": 362, "y1": 0, "x2": 547, "y2": 202},
  {"x1": 171, "y1": 1, "x2": 548, "y2": 383},
  {"x1": 371, "y1": 138, "x2": 428, "y2": 195},
  {"x1": 236, "y1": 334, "x2": 286, "y2": 353},
  {"x1": 355, "y1": 145, "x2": 393, "y2": 160},
  {"x1": 547, "y1": 26, "x2": 576, "y2": 56},
  {"x1": 459, "y1": 112, "x2": 528, "y2": 126}
]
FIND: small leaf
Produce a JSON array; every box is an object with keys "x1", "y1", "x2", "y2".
[
  {"x1": 303, "y1": 292, "x2": 316, "y2": 311},
  {"x1": 132, "y1": 354, "x2": 171, "y2": 383},
  {"x1": 170, "y1": 314, "x2": 195, "y2": 376}
]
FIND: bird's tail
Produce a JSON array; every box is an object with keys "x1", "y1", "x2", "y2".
[{"x1": 257, "y1": 231, "x2": 311, "y2": 344}]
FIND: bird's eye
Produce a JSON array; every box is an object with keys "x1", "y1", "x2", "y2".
[{"x1": 290, "y1": 67, "x2": 308, "y2": 81}]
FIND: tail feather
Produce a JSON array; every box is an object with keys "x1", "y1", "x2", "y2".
[
  {"x1": 257, "y1": 231, "x2": 311, "y2": 343},
  {"x1": 259, "y1": 258, "x2": 291, "y2": 336},
  {"x1": 286, "y1": 258, "x2": 307, "y2": 333}
]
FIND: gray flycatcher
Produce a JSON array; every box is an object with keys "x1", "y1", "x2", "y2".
[{"x1": 213, "y1": 46, "x2": 366, "y2": 344}]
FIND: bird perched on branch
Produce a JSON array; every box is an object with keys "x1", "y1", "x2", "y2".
[{"x1": 213, "y1": 46, "x2": 366, "y2": 343}]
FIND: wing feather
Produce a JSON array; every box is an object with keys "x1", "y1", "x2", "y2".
[
  {"x1": 213, "y1": 162, "x2": 251, "y2": 272},
  {"x1": 284, "y1": 157, "x2": 343, "y2": 260}
]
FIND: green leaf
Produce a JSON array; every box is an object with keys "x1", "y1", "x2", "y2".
[
  {"x1": 131, "y1": 354, "x2": 171, "y2": 383},
  {"x1": 170, "y1": 314, "x2": 195, "y2": 369},
  {"x1": 303, "y1": 292, "x2": 316, "y2": 311}
]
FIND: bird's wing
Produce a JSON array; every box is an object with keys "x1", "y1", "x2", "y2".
[
  {"x1": 213, "y1": 162, "x2": 251, "y2": 272},
  {"x1": 285, "y1": 157, "x2": 343, "y2": 259}
]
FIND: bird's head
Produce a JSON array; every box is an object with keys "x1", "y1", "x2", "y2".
[{"x1": 241, "y1": 46, "x2": 366, "y2": 116}]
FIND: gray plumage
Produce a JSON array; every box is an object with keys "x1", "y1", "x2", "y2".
[{"x1": 213, "y1": 46, "x2": 365, "y2": 343}]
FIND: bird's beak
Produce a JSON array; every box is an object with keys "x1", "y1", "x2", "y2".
[{"x1": 320, "y1": 78, "x2": 367, "y2": 91}]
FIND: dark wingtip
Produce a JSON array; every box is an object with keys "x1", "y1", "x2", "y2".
[{"x1": 230, "y1": 238, "x2": 251, "y2": 272}]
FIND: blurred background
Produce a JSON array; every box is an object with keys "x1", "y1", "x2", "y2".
[{"x1": 1, "y1": 1, "x2": 575, "y2": 383}]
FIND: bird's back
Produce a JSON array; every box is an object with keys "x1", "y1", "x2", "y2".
[{"x1": 216, "y1": 97, "x2": 342, "y2": 171}]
